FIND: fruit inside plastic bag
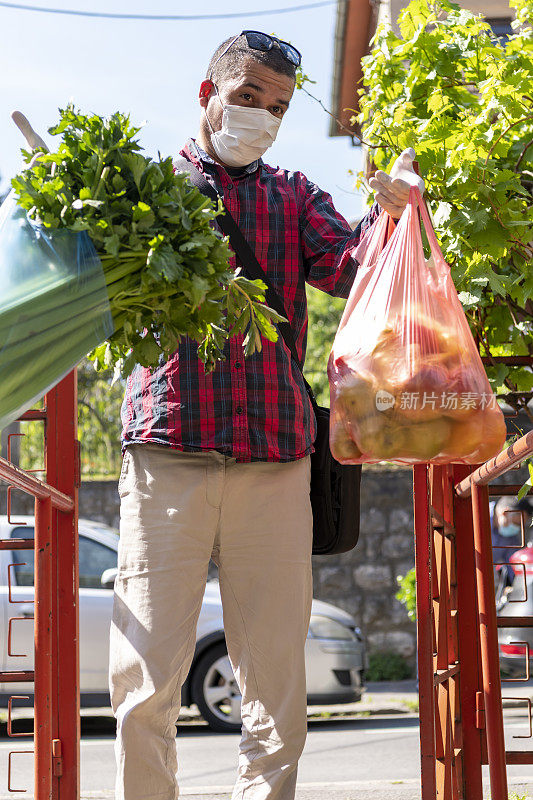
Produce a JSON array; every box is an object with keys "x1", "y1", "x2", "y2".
[{"x1": 328, "y1": 187, "x2": 506, "y2": 465}]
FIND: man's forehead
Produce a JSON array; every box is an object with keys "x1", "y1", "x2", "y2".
[{"x1": 227, "y1": 59, "x2": 295, "y2": 99}]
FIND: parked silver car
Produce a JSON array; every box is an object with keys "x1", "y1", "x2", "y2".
[{"x1": 0, "y1": 516, "x2": 365, "y2": 732}]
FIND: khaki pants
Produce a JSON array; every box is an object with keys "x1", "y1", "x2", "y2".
[{"x1": 110, "y1": 444, "x2": 313, "y2": 800}]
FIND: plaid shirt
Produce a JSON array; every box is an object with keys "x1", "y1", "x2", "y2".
[{"x1": 121, "y1": 139, "x2": 379, "y2": 462}]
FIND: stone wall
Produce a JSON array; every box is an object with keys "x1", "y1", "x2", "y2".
[
  {"x1": 79, "y1": 480, "x2": 121, "y2": 530},
  {"x1": 312, "y1": 466, "x2": 417, "y2": 661},
  {"x1": 2, "y1": 460, "x2": 530, "y2": 666}
]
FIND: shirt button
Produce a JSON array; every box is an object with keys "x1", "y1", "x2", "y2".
[
  {"x1": 236, "y1": 406, "x2": 244, "y2": 415},
  {"x1": 227, "y1": 183, "x2": 234, "y2": 190},
  {"x1": 234, "y1": 361, "x2": 242, "y2": 370}
]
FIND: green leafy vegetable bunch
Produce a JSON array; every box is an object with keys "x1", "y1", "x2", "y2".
[{"x1": 11, "y1": 105, "x2": 283, "y2": 376}]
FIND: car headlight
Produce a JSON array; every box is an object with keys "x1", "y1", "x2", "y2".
[{"x1": 308, "y1": 615, "x2": 356, "y2": 641}]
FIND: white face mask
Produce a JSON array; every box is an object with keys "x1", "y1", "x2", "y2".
[{"x1": 205, "y1": 90, "x2": 281, "y2": 168}]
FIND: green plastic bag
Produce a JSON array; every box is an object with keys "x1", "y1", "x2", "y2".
[{"x1": 0, "y1": 192, "x2": 113, "y2": 431}]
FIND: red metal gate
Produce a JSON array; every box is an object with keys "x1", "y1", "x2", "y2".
[
  {"x1": 415, "y1": 434, "x2": 533, "y2": 799},
  {"x1": 1, "y1": 371, "x2": 80, "y2": 798},
  {"x1": 1, "y1": 364, "x2": 532, "y2": 798}
]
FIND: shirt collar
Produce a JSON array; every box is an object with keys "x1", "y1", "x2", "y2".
[{"x1": 182, "y1": 138, "x2": 263, "y2": 176}]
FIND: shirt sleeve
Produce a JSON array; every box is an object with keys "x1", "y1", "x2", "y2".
[{"x1": 299, "y1": 178, "x2": 380, "y2": 299}]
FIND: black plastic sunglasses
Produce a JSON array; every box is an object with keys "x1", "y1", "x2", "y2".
[{"x1": 209, "y1": 30, "x2": 302, "y2": 79}]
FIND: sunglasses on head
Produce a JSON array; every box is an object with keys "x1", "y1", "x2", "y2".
[{"x1": 209, "y1": 30, "x2": 302, "y2": 79}]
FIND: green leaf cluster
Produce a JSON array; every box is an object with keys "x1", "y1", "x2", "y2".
[
  {"x1": 11, "y1": 105, "x2": 283, "y2": 377},
  {"x1": 365, "y1": 650, "x2": 413, "y2": 680},
  {"x1": 304, "y1": 286, "x2": 346, "y2": 405},
  {"x1": 14, "y1": 358, "x2": 124, "y2": 478},
  {"x1": 357, "y1": 0, "x2": 533, "y2": 418},
  {"x1": 396, "y1": 567, "x2": 417, "y2": 620},
  {"x1": 77, "y1": 358, "x2": 124, "y2": 477}
]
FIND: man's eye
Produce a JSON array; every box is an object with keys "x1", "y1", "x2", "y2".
[
  {"x1": 241, "y1": 93, "x2": 253, "y2": 101},
  {"x1": 272, "y1": 106, "x2": 283, "y2": 115}
]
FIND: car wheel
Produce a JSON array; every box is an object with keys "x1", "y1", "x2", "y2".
[{"x1": 191, "y1": 642, "x2": 242, "y2": 733}]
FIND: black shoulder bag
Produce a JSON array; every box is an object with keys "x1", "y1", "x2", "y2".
[{"x1": 174, "y1": 157, "x2": 362, "y2": 555}]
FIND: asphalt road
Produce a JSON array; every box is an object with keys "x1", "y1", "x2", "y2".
[{"x1": 1, "y1": 711, "x2": 532, "y2": 800}]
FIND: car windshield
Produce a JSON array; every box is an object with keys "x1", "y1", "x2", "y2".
[{"x1": 9, "y1": 525, "x2": 118, "y2": 589}]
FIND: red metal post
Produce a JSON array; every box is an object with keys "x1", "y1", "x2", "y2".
[
  {"x1": 45, "y1": 371, "x2": 80, "y2": 800},
  {"x1": 455, "y1": 431, "x2": 533, "y2": 498},
  {"x1": 470, "y1": 481, "x2": 508, "y2": 800},
  {"x1": 0, "y1": 456, "x2": 73, "y2": 511},
  {"x1": 34, "y1": 495, "x2": 53, "y2": 799},
  {"x1": 1, "y1": 372, "x2": 79, "y2": 799},
  {"x1": 413, "y1": 463, "x2": 437, "y2": 800},
  {"x1": 451, "y1": 464, "x2": 483, "y2": 800}
]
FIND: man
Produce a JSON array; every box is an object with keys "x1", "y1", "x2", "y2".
[
  {"x1": 13, "y1": 31, "x2": 414, "y2": 800},
  {"x1": 112, "y1": 32, "x2": 415, "y2": 800},
  {"x1": 492, "y1": 495, "x2": 532, "y2": 587}
]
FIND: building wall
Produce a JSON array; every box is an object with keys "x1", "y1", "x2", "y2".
[{"x1": 385, "y1": 0, "x2": 513, "y2": 33}]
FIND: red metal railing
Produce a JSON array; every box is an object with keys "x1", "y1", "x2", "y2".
[
  {"x1": 415, "y1": 428, "x2": 533, "y2": 800},
  {"x1": 1, "y1": 371, "x2": 79, "y2": 798}
]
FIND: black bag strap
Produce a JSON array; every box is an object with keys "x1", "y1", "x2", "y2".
[{"x1": 174, "y1": 156, "x2": 319, "y2": 409}]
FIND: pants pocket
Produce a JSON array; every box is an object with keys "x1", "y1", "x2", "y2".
[{"x1": 117, "y1": 448, "x2": 132, "y2": 495}]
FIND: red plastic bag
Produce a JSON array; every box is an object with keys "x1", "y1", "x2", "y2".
[{"x1": 328, "y1": 187, "x2": 506, "y2": 465}]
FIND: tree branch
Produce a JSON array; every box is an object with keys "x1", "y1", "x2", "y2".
[{"x1": 515, "y1": 136, "x2": 533, "y2": 171}]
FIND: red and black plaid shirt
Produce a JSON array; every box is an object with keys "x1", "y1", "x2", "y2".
[{"x1": 121, "y1": 139, "x2": 379, "y2": 462}]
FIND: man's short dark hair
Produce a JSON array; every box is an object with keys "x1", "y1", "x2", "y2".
[{"x1": 206, "y1": 34, "x2": 297, "y2": 85}]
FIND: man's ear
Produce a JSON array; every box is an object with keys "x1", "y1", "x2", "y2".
[{"x1": 199, "y1": 80, "x2": 214, "y2": 108}]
